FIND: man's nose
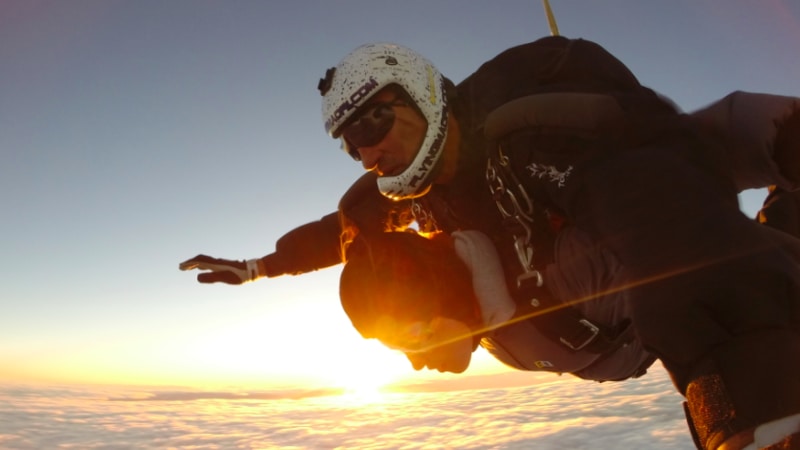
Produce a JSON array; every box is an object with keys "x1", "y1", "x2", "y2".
[{"x1": 357, "y1": 145, "x2": 381, "y2": 171}]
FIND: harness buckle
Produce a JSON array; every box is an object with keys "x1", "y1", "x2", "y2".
[{"x1": 560, "y1": 319, "x2": 601, "y2": 351}]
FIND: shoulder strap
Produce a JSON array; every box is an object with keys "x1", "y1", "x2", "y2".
[
  {"x1": 482, "y1": 92, "x2": 634, "y2": 361},
  {"x1": 484, "y1": 92, "x2": 625, "y2": 140}
]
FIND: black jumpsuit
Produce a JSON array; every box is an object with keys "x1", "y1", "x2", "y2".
[{"x1": 261, "y1": 36, "x2": 800, "y2": 450}]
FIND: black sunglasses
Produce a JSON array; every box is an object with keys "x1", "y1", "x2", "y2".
[{"x1": 341, "y1": 99, "x2": 407, "y2": 160}]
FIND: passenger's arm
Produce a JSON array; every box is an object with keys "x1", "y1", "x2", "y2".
[{"x1": 180, "y1": 211, "x2": 344, "y2": 284}]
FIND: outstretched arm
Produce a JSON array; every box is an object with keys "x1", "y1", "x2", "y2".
[
  {"x1": 690, "y1": 91, "x2": 800, "y2": 191},
  {"x1": 180, "y1": 172, "x2": 413, "y2": 284},
  {"x1": 180, "y1": 211, "x2": 344, "y2": 284}
]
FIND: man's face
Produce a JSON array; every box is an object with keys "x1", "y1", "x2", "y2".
[
  {"x1": 378, "y1": 316, "x2": 474, "y2": 374},
  {"x1": 343, "y1": 89, "x2": 428, "y2": 177}
]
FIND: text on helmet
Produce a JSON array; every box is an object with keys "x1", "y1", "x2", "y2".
[
  {"x1": 325, "y1": 78, "x2": 380, "y2": 133},
  {"x1": 407, "y1": 107, "x2": 448, "y2": 189}
]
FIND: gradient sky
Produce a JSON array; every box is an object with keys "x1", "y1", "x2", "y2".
[{"x1": 2, "y1": 1, "x2": 799, "y2": 389}]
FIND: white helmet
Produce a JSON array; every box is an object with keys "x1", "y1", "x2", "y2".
[{"x1": 319, "y1": 43, "x2": 449, "y2": 199}]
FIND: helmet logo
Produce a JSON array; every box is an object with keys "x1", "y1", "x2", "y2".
[
  {"x1": 324, "y1": 77, "x2": 380, "y2": 133},
  {"x1": 407, "y1": 106, "x2": 447, "y2": 189}
]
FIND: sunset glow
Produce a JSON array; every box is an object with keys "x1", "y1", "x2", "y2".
[{"x1": 2, "y1": 4, "x2": 796, "y2": 436}]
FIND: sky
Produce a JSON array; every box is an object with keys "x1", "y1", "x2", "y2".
[{"x1": 1, "y1": 1, "x2": 799, "y2": 390}]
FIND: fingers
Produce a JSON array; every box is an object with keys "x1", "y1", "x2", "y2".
[
  {"x1": 180, "y1": 255, "x2": 247, "y2": 284},
  {"x1": 179, "y1": 254, "x2": 212, "y2": 271},
  {"x1": 197, "y1": 271, "x2": 244, "y2": 285}
]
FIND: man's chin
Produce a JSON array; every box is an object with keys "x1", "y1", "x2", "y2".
[{"x1": 436, "y1": 364, "x2": 468, "y2": 374}]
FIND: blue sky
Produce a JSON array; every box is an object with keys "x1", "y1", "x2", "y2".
[{"x1": 1, "y1": 1, "x2": 798, "y2": 388}]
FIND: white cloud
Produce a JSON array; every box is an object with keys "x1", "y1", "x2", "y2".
[{"x1": 0, "y1": 365, "x2": 693, "y2": 449}]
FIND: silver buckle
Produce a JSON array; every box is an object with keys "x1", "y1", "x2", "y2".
[{"x1": 560, "y1": 319, "x2": 600, "y2": 351}]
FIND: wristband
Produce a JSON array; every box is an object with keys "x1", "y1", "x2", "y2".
[{"x1": 246, "y1": 258, "x2": 261, "y2": 281}]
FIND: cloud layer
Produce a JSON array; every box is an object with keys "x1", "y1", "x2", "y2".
[{"x1": 0, "y1": 366, "x2": 693, "y2": 449}]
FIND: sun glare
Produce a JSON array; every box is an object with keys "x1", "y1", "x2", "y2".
[
  {"x1": 167, "y1": 306, "x2": 418, "y2": 397},
  {"x1": 323, "y1": 340, "x2": 411, "y2": 401}
]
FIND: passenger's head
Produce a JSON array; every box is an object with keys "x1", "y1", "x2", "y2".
[
  {"x1": 318, "y1": 43, "x2": 453, "y2": 200},
  {"x1": 339, "y1": 231, "x2": 481, "y2": 373}
]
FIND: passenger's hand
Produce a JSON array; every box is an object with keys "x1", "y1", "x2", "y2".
[{"x1": 179, "y1": 255, "x2": 263, "y2": 284}]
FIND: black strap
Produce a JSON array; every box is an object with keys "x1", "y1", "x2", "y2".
[
  {"x1": 484, "y1": 113, "x2": 635, "y2": 357},
  {"x1": 514, "y1": 274, "x2": 633, "y2": 355}
]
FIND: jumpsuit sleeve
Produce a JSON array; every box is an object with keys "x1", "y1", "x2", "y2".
[
  {"x1": 758, "y1": 101, "x2": 800, "y2": 237},
  {"x1": 258, "y1": 211, "x2": 343, "y2": 276},
  {"x1": 689, "y1": 91, "x2": 800, "y2": 191},
  {"x1": 259, "y1": 172, "x2": 414, "y2": 276}
]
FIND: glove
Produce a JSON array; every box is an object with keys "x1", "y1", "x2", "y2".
[{"x1": 179, "y1": 254, "x2": 264, "y2": 285}]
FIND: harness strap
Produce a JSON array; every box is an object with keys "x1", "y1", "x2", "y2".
[
  {"x1": 484, "y1": 92, "x2": 625, "y2": 140},
  {"x1": 484, "y1": 92, "x2": 635, "y2": 357},
  {"x1": 515, "y1": 273, "x2": 634, "y2": 355}
]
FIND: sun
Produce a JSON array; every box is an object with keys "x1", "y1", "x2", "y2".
[
  {"x1": 162, "y1": 293, "x2": 418, "y2": 395},
  {"x1": 323, "y1": 339, "x2": 412, "y2": 400}
]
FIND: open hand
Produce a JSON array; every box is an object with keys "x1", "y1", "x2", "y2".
[{"x1": 179, "y1": 254, "x2": 261, "y2": 284}]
